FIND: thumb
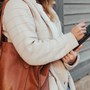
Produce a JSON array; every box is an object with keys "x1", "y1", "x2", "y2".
[{"x1": 74, "y1": 45, "x2": 83, "y2": 52}]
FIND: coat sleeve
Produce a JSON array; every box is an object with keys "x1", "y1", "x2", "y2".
[
  {"x1": 63, "y1": 54, "x2": 80, "y2": 70},
  {"x1": 3, "y1": 1, "x2": 79, "y2": 65}
]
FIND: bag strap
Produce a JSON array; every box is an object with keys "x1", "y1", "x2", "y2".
[{"x1": 0, "y1": 0, "x2": 8, "y2": 46}]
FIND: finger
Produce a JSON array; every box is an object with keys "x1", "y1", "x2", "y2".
[
  {"x1": 77, "y1": 22, "x2": 86, "y2": 27},
  {"x1": 79, "y1": 30, "x2": 87, "y2": 35},
  {"x1": 78, "y1": 27, "x2": 86, "y2": 32},
  {"x1": 77, "y1": 24, "x2": 86, "y2": 30},
  {"x1": 69, "y1": 51, "x2": 77, "y2": 59},
  {"x1": 65, "y1": 55, "x2": 70, "y2": 61},
  {"x1": 76, "y1": 27, "x2": 86, "y2": 34},
  {"x1": 81, "y1": 27, "x2": 86, "y2": 30},
  {"x1": 69, "y1": 51, "x2": 75, "y2": 55},
  {"x1": 67, "y1": 53, "x2": 74, "y2": 60},
  {"x1": 62, "y1": 57, "x2": 69, "y2": 63},
  {"x1": 75, "y1": 45, "x2": 83, "y2": 52}
]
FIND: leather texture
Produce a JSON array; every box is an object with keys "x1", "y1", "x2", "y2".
[{"x1": 0, "y1": 42, "x2": 50, "y2": 90}]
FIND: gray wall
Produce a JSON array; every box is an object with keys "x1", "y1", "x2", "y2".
[
  {"x1": 54, "y1": 0, "x2": 64, "y2": 23},
  {"x1": 64, "y1": 0, "x2": 90, "y2": 80}
]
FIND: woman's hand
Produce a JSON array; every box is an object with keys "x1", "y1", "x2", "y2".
[
  {"x1": 62, "y1": 45, "x2": 82, "y2": 65},
  {"x1": 71, "y1": 22, "x2": 86, "y2": 41}
]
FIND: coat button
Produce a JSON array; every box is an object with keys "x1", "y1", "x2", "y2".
[{"x1": 64, "y1": 82, "x2": 66, "y2": 84}]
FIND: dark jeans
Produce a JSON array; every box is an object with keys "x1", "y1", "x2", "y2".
[{"x1": 67, "y1": 83, "x2": 70, "y2": 90}]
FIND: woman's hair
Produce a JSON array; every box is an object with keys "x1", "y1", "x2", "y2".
[{"x1": 37, "y1": 0, "x2": 56, "y2": 21}]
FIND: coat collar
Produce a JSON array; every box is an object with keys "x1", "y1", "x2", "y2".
[{"x1": 24, "y1": 0, "x2": 60, "y2": 39}]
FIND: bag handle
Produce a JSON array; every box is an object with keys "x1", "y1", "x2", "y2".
[{"x1": 0, "y1": 0, "x2": 8, "y2": 46}]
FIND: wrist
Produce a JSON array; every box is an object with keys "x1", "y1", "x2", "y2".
[{"x1": 68, "y1": 56, "x2": 77, "y2": 65}]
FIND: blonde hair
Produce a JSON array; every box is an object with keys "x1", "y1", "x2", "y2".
[{"x1": 36, "y1": 0, "x2": 56, "y2": 21}]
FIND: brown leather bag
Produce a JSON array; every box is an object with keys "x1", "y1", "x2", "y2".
[{"x1": 0, "y1": 1, "x2": 50, "y2": 90}]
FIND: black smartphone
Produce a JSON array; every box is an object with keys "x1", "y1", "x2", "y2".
[{"x1": 73, "y1": 24, "x2": 90, "y2": 50}]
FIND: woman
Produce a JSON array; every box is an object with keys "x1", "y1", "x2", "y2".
[{"x1": 2, "y1": 0, "x2": 86, "y2": 90}]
